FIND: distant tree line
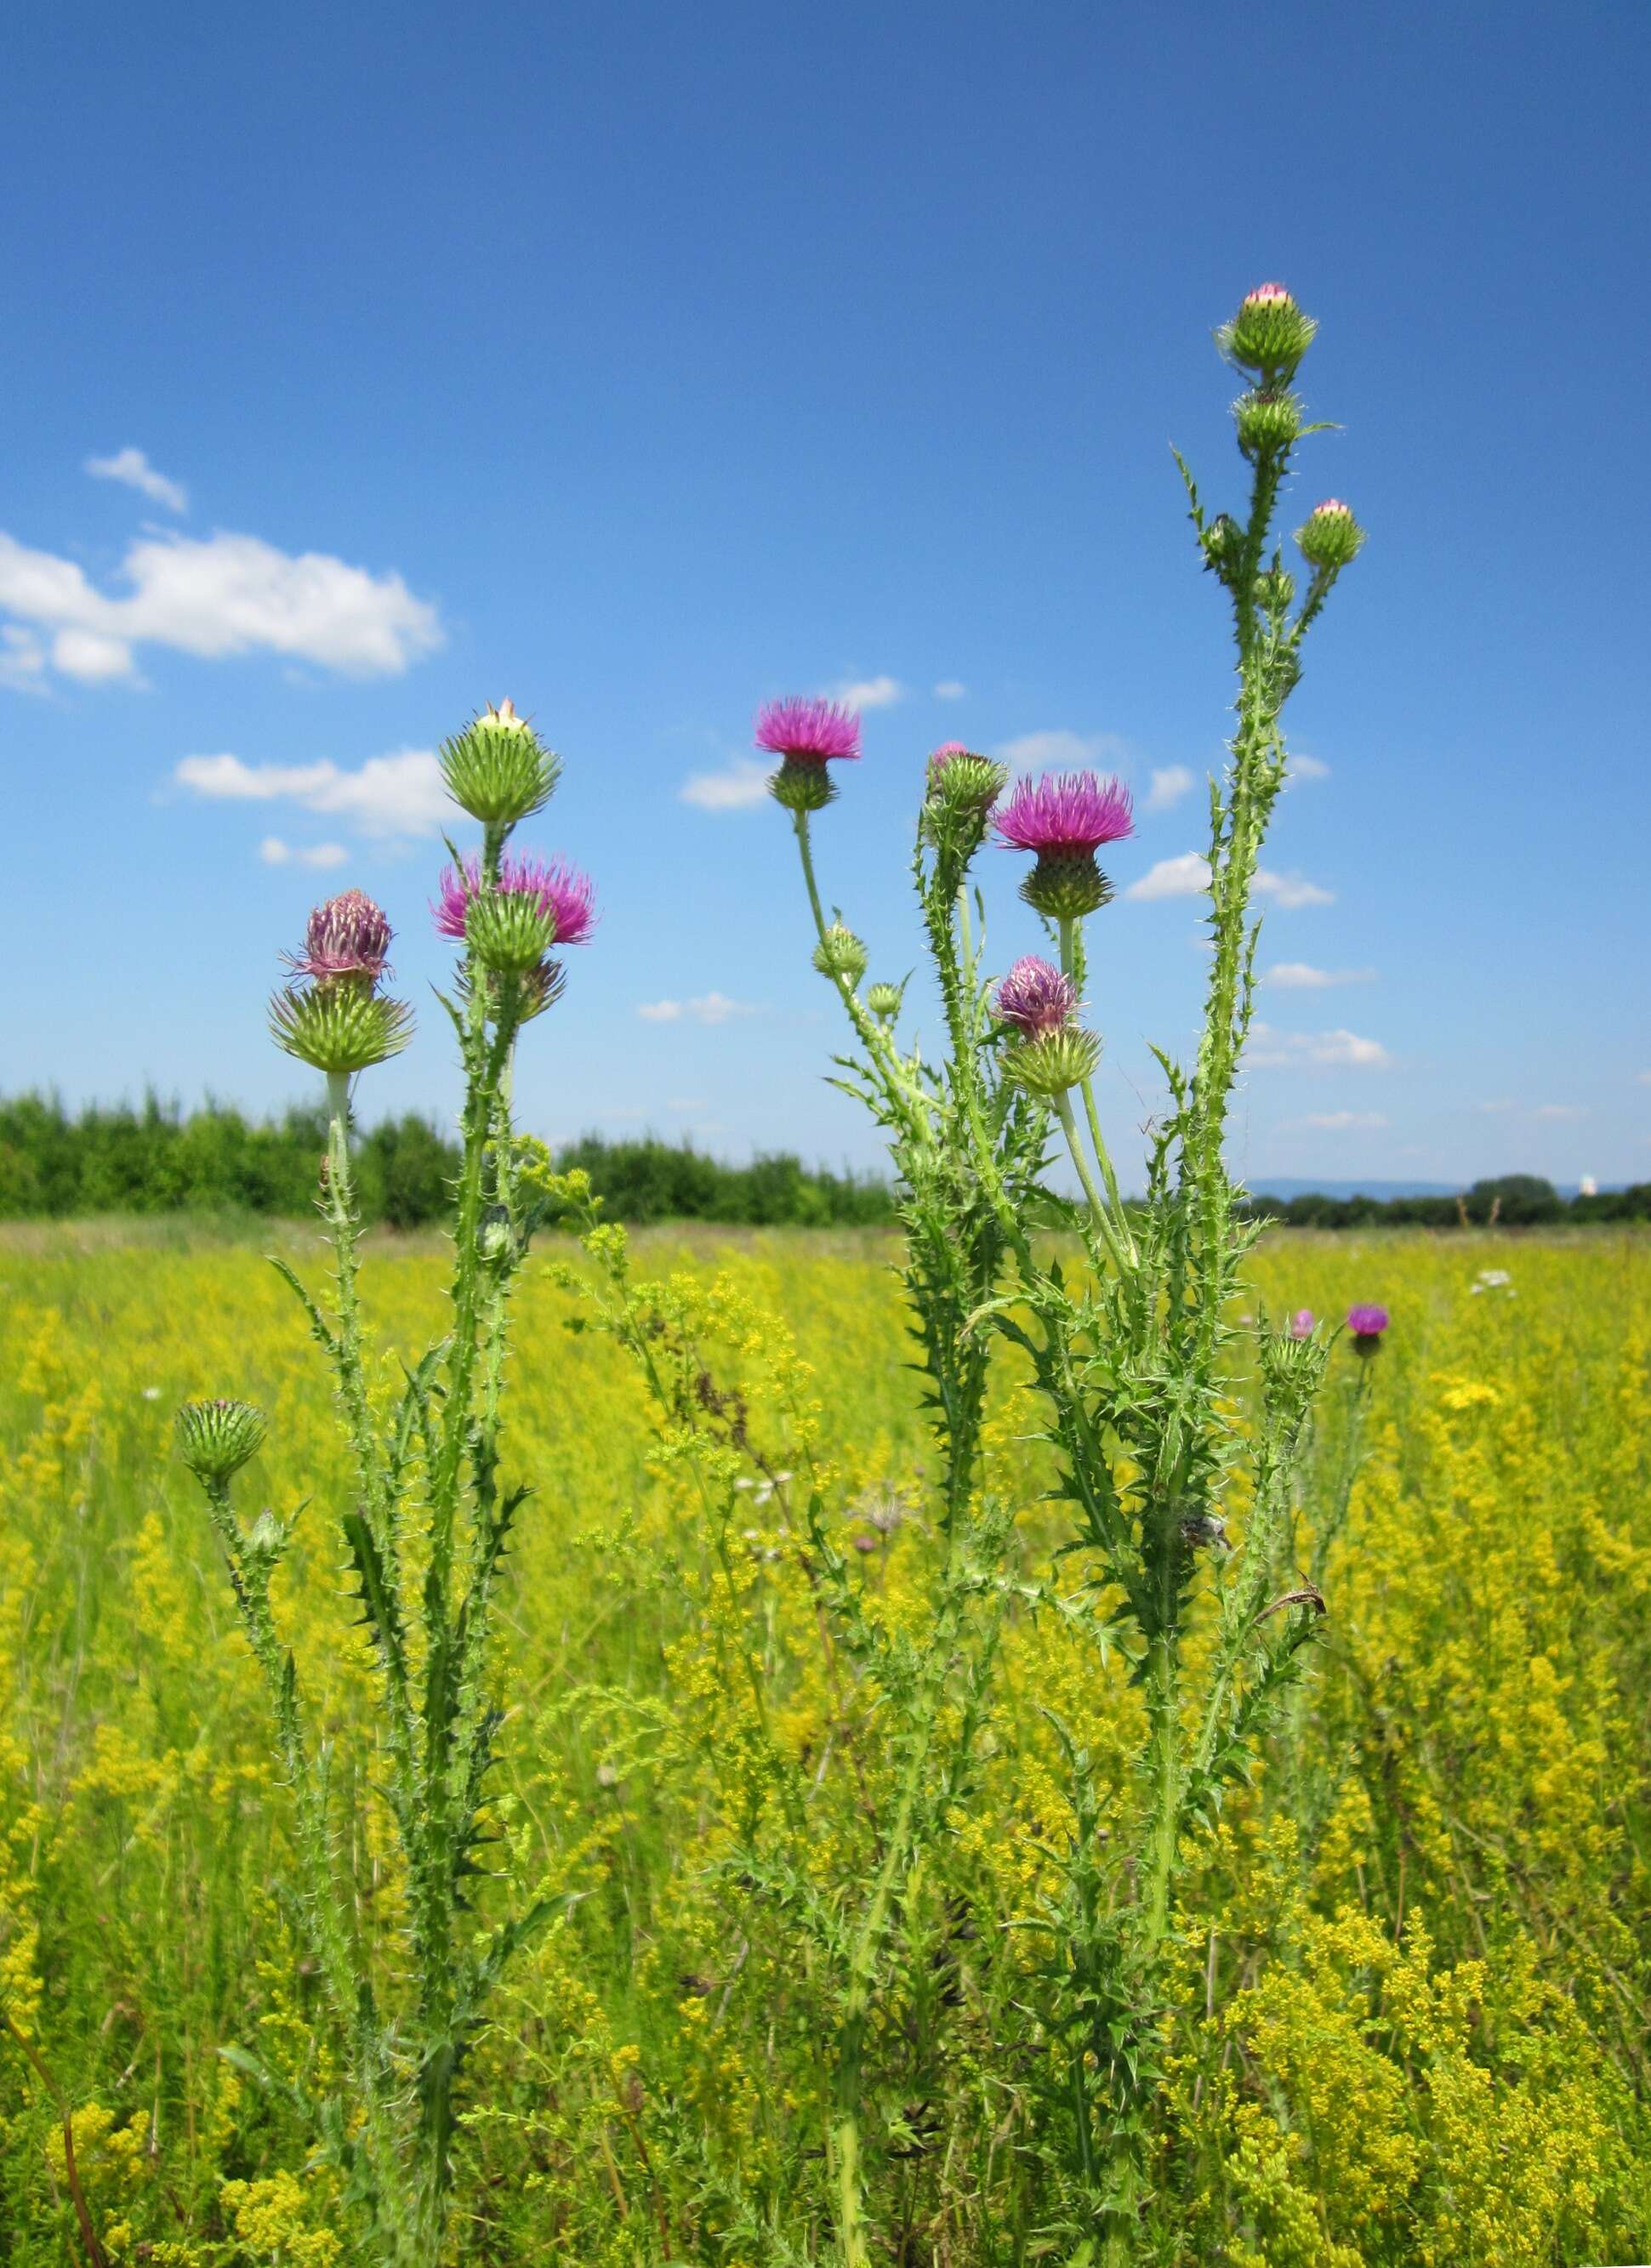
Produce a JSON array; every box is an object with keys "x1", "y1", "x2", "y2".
[
  {"x1": 1238, "y1": 1172, "x2": 1651, "y2": 1228},
  {"x1": 1, "y1": 1098, "x2": 1646, "y2": 1231},
  {"x1": 0, "y1": 1094, "x2": 895, "y2": 1229}
]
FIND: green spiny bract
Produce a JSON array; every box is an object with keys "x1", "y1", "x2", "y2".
[
  {"x1": 1217, "y1": 281, "x2": 1318, "y2": 382},
  {"x1": 176, "y1": 1396, "x2": 267, "y2": 1483},
  {"x1": 866, "y1": 980, "x2": 904, "y2": 1022},
  {"x1": 1233, "y1": 387, "x2": 1303, "y2": 458},
  {"x1": 812, "y1": 922, "x2": 868, "y2": 986},
  {"x1": 1297, "y1": 498, "x2": 1367, "y2": 569},
  {"x1": 1001, "y1": 1025, "x2": 1102, "y2": 1098},
  {"x1": 269, "y1": 983, "x2": 413, "y2": 1071},
  {"x1": 464, "y1": 890, "x2": 558, "y2": 975},
  {"x1": 439, "y1": 698, "x2": 561, "y2": 824},
  {"x1": 1020, "y1": 850, "x2": 1113, "y2": 920},
  {"x1": 768, "y1": 754, "x2": 837, "y2": 813}
]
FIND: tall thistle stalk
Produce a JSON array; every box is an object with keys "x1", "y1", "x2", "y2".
[
  {"x1": 761, "y1": 284, "x2": 1366, "y2": 2261},
  {"x1": 177, "y1": 701, "x2": 597, "y2": 2267}
]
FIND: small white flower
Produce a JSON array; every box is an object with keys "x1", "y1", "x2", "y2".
[{"x1": 142, "y1": 1386, "x2": 162, "y2": 1401}]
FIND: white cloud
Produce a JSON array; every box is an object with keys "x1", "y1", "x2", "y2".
[
  {"x1": 829, "y1": 674, "x2": 904, "y2": 709},
  {"x1": 1265, "y1": 962, "x2": 1376, "y2": 989},
  {"x1": 1296, "y1": 1110, "x2": 1389, "y2": 1130},
  {"x1": 1144, "y1": 765, "x2": 1195, "y2": 813},
  {"x1": 1125, "y1": 853, "x2": 1332, "y2": 907},
  {"x1": 680, "y1": 754, "x2": 771, "y2": 811},
  {"x1": 993, "y1": 727, "x2": 1131, "y2": 774},
  {"x1": 0, "y1": 526, "x2": 441, "y2": 685},
  {"x1": 259, "y1": 836, "x2": 350, "y2": 869},
  {"x1": 1289, "y1": 753, "x2": 1331, "y2": 781},
  {"x1": 1477, "y1": 1099, "x2": 1516, "y2": 1114},
  {"x1": 1256, "y1": 868, "x2": 1335, "y2": 908},
  {"x1": 1126, "y1": 851, "x2": 1210, "y2": 901},
  {"x1": 85, "y1": 446, "x2": 188, "y2": 514},
  {"x1": 933, "y1": 679, "x2": 966, "y2": 700},
  {"x1": 1534, "y1": 1103, "x2": 1587, "y2": 1121},
  {"x1": 667, "y1": 1095, "x2": 709, "y2": 1111},
  {"x1": 0, "y1": 624, "x2": 48, "y2": 692},
  {"x1": 1248, "y1": 1022, "x2": 1392, "y2": 1070},
  {"x1": 637, "y1": 992, "x2": 756, "y2": 1026},
  {"x1": 176, "y1": 747, "x2": 450, "y2": 838}
]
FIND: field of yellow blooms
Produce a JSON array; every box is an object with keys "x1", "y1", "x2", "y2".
[{"x1": 2, "y1": 1219, "x2": 1648, "y2": 2265}]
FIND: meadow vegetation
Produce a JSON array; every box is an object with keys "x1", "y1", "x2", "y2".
[{"x1": 1, "y1": 1221, "x2": 1647, "y2": 2263}]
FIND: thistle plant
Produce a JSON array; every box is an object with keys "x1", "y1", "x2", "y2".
[
  {"x1": 761, "y1": 284, "x2": 1367, "y2": 2259},
  {"x1": 177, "y1": 701, "x2": 596, "y2": 2267}
]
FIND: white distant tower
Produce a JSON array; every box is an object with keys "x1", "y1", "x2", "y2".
[{"x1": 1580, "y1": 1174, "x2": 1598, "y2": 1197}]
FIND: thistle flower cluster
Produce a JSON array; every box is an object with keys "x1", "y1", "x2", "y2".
[
  {"x1": 993, "y1": 954, "x2": 1101, "y2": 1097},
  {"x1": 757, "y1": 696, "x2": 862, "y2": 811},
  {"x1": 434, "y1": 850, "x2": 595, "y2": 1005},
  {"x1": 270, "y1": 889, "x2": 413, "y2": 1076},
  {"x1": 993, "y1": 770, "x2": 1135, "y2": 918}
]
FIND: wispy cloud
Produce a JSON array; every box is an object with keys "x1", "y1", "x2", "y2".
[
  {"x1": 933, "y1": 679, "x2": 966, "y2": 700},
  {"x1": 1265, "y1": 962, "x2": 1376, "y2": 989},
  {"x1": 993, "y1": 728, "x2": 1131, "y2": 774},
  {"x1": 1248, "y1": 1022, "x2": 1392, "y2": 1070},
  {"x1": 85, "y1": 446, "x2": 188, "y2": 514},
  {"x1": 1127, "y1": 854, "x2": 1332, "y2": 907},
  {"x1": 259, "y1": 836, "x2": 349, "y2": 869},
  {"x1": 0, "y1": 526, "x2": 441, "y2": 685},
  {"x1": 1289, "y1": 753, "x2": 1331, "y2": 781},
  {"x1": 1477, "y1": 1099, "x2": 1516, "y2": 1113},
  {"x1": 829, "y1": 674, "x2": 903, "y2": 709},
  {"x1": 1144, "y1": 765, "x2": 1194, "y2": 813},
  {"x1": 1534, "y1": 1103, "x2": 1587, "y2": 1121},
  {"x1": 1125, "y1": 851, "x2": 1210, "y2": 901},
  {"x1": 1292, "y1": 1110, "x2": 1389, "y2": 1130},
  {"x1": 0, "y1": 624, "x2": 48, "y2": 693},
  {"x1": 637, "y1": 992, "x2": 755, "y2": 1026},
  {"x1": 680, "y1": 754, "x2": 771, "y2": 811},
  {"x1": 175, "y1": 748, "x2": 450, "y2": 838}
]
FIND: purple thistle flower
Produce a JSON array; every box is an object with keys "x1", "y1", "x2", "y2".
[
  {"x1": 285, "y1": 889, "x2": 393, "y2": 983},
  {"x1": 754, "y1": 696, "x2": 862, "y2": 765},
  {"x1": 1346, "y1": 1304, "x2": 1389, "y2": 1338},
  {"x1": 434, "y1": 855, "x2": 596, "y2": 947},
  {"x1": 993, "y1": 771, "x2": 1135, "y2": 857},
  {"x1": 993, "y1": 956, "x2": 1079, "y2": 1039},
  {"x1": 1288, "y1": 1308, "x2": 1315, "y2": 1340}
]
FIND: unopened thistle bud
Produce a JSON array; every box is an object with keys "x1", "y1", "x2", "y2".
[
  {"x1": 176, "y1": 1397, "x2": 267, "y2": 1484},
  {"x1": 866, "y1": 981, "x2": 903, "y2": 1023},
  {"x1": 926, "y1": 742, "x2": 1008, "y2": 811},
  {"x1": 1002, "y1": 1026, "x2": 1102, "y2": 1100},
  {"x1": 812, "y1": 923, "x2": 868, "y2": 986},
  {"x1": 440, "y1": 699, "x2": 561, "y2": 826},
  {"x1": 270, "y1": 985, "x2": 413, "y2": 1071},
  {"x1": 1296, "y1": 499, "x2": 1365, "y2": 571},
  {"x1": 1233, "y1": 388, "x2": 1303, "y2": 458},
  {"x1": 1218, "y1": 282, "x2": 1318, "y2": 381},
  {"x1": 1201, "y1": 514, "x2": 1244, "y2": 578},
  {"x1": 464, "y1": 890, "x2": 558, "y2": 975},
  {"x1": 1256, "y1": 566, "x2": 1296, "y2": 612}
]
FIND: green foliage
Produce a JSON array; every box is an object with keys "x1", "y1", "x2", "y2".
[{"x1": 0, "y1": 1095, "x2": 895, "y2": 1229}]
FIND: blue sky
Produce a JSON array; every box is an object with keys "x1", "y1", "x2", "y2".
[{"x1": 5, "y1": 0, "x2": 1648, "y2": 1187}]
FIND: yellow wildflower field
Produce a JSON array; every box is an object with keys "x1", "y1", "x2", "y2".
[{"x1": 1, "y1": 1220, "x2": 1646, "y2": 2264}]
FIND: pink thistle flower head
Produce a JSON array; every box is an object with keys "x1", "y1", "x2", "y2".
[
  {"x1": 1346, "y1": 1302, "x2": 1390, "y2": 1356},
  {"x1": 993, "y1": 956, "x2": 1079, "y2": 1040},
  {"x1": 434, "y1": 855, "x2": 596, "y2": 948},
  {"x1": 286, "y1": 888, "x2": 393, "y2": 984},
  {"x1": 1244, "y1": 281, "x2": 1292, "y2": 309},
  {"x1": 754, "y1": 696, "x2": 861, "y2": 765},
  {"x1": 1288, "y1": 1308, "x2": 1315, "y2": 1340},
  {"x1": 994, "y1": 771, "x2": 1134, "y2": 857},
  {"x1": 927, "y1": 740, "x2": 971, "y2": 779}
]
